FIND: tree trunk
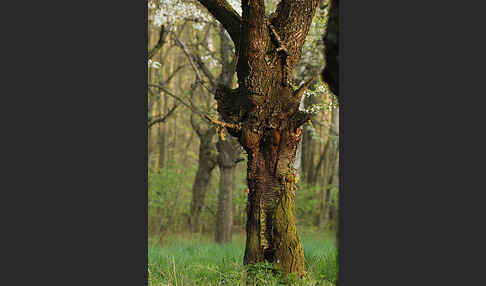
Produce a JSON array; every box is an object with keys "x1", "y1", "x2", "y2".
[
  {"x1": 318, "y1": 105, "x2": 339, "y2": 227},
  {"x1": 196, "y1": 0, "x2": 320, "y2": 276},
  {"x1": 327, "y1": 150, "x2": 339, "y2": 229},
  {"x1": 317, "y1": 0, "x2": 339, "y2": 228},
  {"x1": 215, "y1": 25, "x2": 240, "y2": 244},
  {"x1": 215, "y1": 138, "x2": 239, "y2": 243},
  {"x1": 302, "y1": 94, "x2": 319, "y2": 185},
  {"x1": 188, "y1": 127, "x2": 218, "y2": 233}
]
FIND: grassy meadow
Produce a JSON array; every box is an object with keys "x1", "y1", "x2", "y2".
[{"x1": 148, "y1": 228, "x2": 337, "y2": 286}]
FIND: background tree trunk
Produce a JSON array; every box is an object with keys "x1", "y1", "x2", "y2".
[
  {"x1": 215, "y1": 25, "x2": 241, "y2": 244},
  {"x1": 318, "y1": 0, "x2": 339, "y2": 228},
  {"x1": 318, "y1": 104, "x2": 339, "y2": 227},
  {"x1": 215, "y1": 138, "x2": 240, "y2": 243},
  {"x1": 188, "y1": 127, "x2": 218, "y2": 233}
]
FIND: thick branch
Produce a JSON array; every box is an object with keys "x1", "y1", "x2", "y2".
[
  {"x1": 196, "y1": 0, "x2": 242, "y2": 47},
  {"x1": 241, "y1": 0, "x2": 267, "y2": 49},
  {"x1": 270, "y1": 0, "x2": 320, "y2": 67}
]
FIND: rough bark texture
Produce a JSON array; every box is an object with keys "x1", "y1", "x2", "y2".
[
  {"x1": 197, "y1": 0, "x2": 320, "y2": 276},
  {"x1": 188, "y1": 127, "x2": 218, "y2": 233}
]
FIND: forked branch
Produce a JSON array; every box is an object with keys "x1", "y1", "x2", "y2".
[
  {"x1": 196, "y1": 0, "x2": 242, "y2": 47},
  {"x1": 148, "y1": 24, "x2": 171, "y2": 60}
]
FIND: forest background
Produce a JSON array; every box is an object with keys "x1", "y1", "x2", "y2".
[{"x1": 147, "y1": 0, "x2": 339, "y2": 284}]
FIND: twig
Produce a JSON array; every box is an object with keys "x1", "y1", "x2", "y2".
[
  {"x1": 174, "y1": 36, "x2": 217, "y2": 93},
  {"x1": 205, "y1": 114, "x2": 240, "y2": 130},
  {"x1": 148, "y1": 84, "x2": 206, "y2": 118},
  {"x1": 161, "y1": 64, "x2": 187, "y2": 86},
  {"x1": 294, "y1": 76, "x2": 315, "y2": 100},
  {"x1": 148, "y1": 24, "x2": 171, "y2": 60},
  {"x1": 174, "y1": 37, "x2": 204, "y2": 83},
  {"x1": 148, "y1": 103, "x2": 179, "y2": 128}
]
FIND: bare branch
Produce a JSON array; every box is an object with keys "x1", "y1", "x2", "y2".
[
  {"x1": 174, "y1": 37, "x2": 204, "y2": 83},
  {"x1": 193, "y1": 54, "x2": 217, "y2": 88},
  {"x1": 174, "y1": 35, "x2": 219, "y2": 91},
  {"x1": 270, "y1": 0, "x2": 320, "y2": 67},
  {"x1": 148, "y1": 84, "x2": 206, "y2": 119},
  {"x1": 161, "y1": 64, "x2": 187, "y2": 86},
  {"x1": 148, "y1": 24, "x2": 171, "y2": 60},
  {"x1": 148, "y1": 103, "x2": 179, "y2": 128}
]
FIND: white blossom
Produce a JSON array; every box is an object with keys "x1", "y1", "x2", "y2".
[
  {"x1": 148, "y1": 59, "x2": 162, "y2": 69},
  {"x1": 151, "y1": 0, "x2": 211, "y2": 27},
  {"x1": 227, "y1": 0, "x2": 242, "y2": 15}
]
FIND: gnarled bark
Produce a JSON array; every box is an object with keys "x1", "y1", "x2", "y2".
[{"x1": 197, "y1": 0, "x2": 320, "y2": 276}]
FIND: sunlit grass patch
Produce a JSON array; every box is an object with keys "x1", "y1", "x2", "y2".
[{"x1": 148, "y1": 231, "x2": 337, "y2": 285}]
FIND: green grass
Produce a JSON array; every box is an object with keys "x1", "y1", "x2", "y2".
[{"x1": 148, "y1": 230, "x2": 337, "y2": 286}]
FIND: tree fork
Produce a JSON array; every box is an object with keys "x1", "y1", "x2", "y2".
[{"x1": 197, "y1": 0, "x2": 320, "y2": 277}]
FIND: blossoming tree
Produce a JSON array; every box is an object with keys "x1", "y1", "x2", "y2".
[{"x1": 149, "y1": 0, "x2": 335, "y2": 277}]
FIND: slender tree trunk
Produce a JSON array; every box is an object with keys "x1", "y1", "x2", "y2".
[
  {"x1": 157, "y1": 86, "x2": 168, "y2": 170},
  {"x1": 189, "y1": 127, "x2": 218, "y2": 232},
  {"x1": 318, "y1": 0, "x2": 339, "y2": 228},
  {"x1": 215, "y1": 138, "x2": 239, "y2": 243},
  {"x1": 215, "y1": 25, "x2": 240, "y2": 244},
  {"x1": 318, "y1": 105, "x2": 339, "y2": 226},
  {"x1": 326, "y1": 150, "x2": 339, "y2": 229},
  {"x1": 302, "y1": 96, "x2": 317, "y2": 185}
]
